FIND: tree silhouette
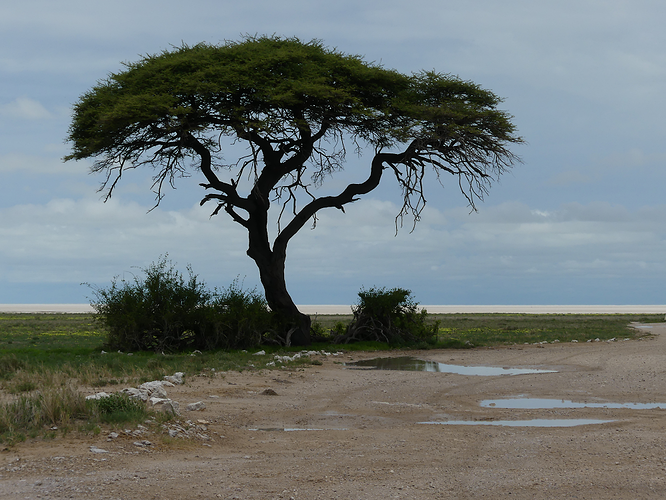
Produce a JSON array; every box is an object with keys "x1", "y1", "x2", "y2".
[{"x1": 66, "y1": 36, "x2": 522, "y2": 345}]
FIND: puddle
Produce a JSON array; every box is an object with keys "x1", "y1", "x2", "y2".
[
  {"x1": 481, "y1": 398, "x2": 666, "y2": 410},
  {"x1": 345, "y1": 356, "x2": 556, "y2": 376},
  {"x1": 248, "y1": 428, "x2": 325, "y2": 432},
  {"x1": 418, "y1": 419, "x2": 614, "y2": 427}
]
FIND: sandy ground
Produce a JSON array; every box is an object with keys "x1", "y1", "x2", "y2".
[{"x1": 3, "y1": 324, "x2": 666, "y2": 499}]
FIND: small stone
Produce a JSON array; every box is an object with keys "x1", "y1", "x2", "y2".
[
  {"x1": 164, "y1": 372, "x2": 184, "y2": 385},
  {"x1": 261, "y1": 389, "x2": 278, "y2": 396},
  {"x1": 253, "y1": 350, "x2": 266, "y2": 356},
  {"x1": 89, "y1": 446, "x2": 108, "y2": 454},
  {"x1": 186, "y1": 401, "x2": 206, "y2": 411},
  {"x1": 85, "y1": 392, "x2": 110, "y2": 400},
  {"x1": 107, "y1": 432, "x2": 119, "y2": 440}
]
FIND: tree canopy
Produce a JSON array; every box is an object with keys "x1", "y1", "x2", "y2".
[{"x1": 66, "y1": 36, "x2": 522, "y2": 346}]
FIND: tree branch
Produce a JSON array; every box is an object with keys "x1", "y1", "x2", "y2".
[{"x1": 181, "y1": 132, "x2": 254, "y2": 215}]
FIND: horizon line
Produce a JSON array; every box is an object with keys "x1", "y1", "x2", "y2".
[{"x1": 0, "y1": 304, "x2": 664, "y2": 314}]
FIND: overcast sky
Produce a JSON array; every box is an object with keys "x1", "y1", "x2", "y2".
[{"x1": 1, "y1": 0, "x2": 665, "y2": 305}]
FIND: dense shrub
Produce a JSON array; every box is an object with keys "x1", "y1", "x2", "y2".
[
  {"x1": 335, "y1": 287, "x2": 439, "y2": 345},
  {"x1": 197, "y1": 280, "x2": 272, "y2": 350},
  {"x1": 89, "y1": 257, "x2": 271, "y2": 352}
]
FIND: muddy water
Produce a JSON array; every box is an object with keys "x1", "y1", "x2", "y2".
[
  {"x1": 481, "y1": 398, "x2": 666, "y2": 409},
  {"x1": 345, "y1": 356, "x2": 556, "y2": 376},
  {"x1": 418, "y1": 419, "x2": 614, "y2": 427}
]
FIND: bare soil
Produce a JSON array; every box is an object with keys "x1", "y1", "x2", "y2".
[{"x1": 3, "y1": 324, "x2": 666, "y2": 499}]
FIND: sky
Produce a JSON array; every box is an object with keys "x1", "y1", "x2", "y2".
[{"x1": 1, "y1": 0, "x2": 665, "y2": 306}]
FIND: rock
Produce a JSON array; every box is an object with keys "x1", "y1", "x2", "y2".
[
  {"x1": 139, "y1": 381, "x2": 168, "y2": 399},
  {"x1": 164, "y1": 372, "x2": 185, "y2": 385},
  {"x1": 186, "y1": 401, "x2": 206, "y2": 411},
  {"x1": 261, "y1": 389, "x2": 278, "y2": 396},
  {"x1": 85, "y1": 392, "x2": 110, "y2": 400},
  {"x1": 133, "y1": 440, "x2": 152, "y2": 447},
  {"x1": 122, "y1": 387, "x2": 150, "y2": 401},
  {"x1": 253, "y1": 350, "x2": 266, "y2": 355},
  {"x1": 152, "y1": 398, "x2": 180, "y2": 416},
  {"x1": 89, "y1": 446, "x2": 108, "y2": 454},
  {"x1": 107, "y1": 432, "x2": 119, "y2": 440}
]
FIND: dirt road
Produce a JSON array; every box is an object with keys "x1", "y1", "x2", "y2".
[{"x1": 3, "y1": 324, "x2": 666, "y2": 499}]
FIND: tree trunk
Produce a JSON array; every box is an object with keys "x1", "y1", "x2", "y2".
[
  {"x1": 252, "y1": 254, "x2": 311, "y2": 346},
  {"x1": 246, "y1": 215, "x2": 311, "y2": 346}
]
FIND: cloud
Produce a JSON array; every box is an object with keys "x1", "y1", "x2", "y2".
[
  {"x1": 0, "y1": 194, "x2": 664, "y2": 304},
  {"x1": 0, "y1": 153, "x2": 85, "y2": 175},
  {"x1": 0, "y1": 197, "x2": 253, "y2": 285},
  {"x1": 0, "y1": 97, "x2": 52, "y2": 120}
]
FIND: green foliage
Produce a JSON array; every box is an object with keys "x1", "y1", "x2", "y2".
[
  {"x1": 88, "y1": 393, "x2": 148, "y2": 424},
  {"x1": 200, "y1": 280, "x2": 272, "y2": 350},
  {"x1": 338, "y1": 287, "x2": 439, "y2": 345},
  {"x1": 66, "y1": 36, "x2": 520, "y2": 168},
  {"x1": 89, "y1": 257, "x2": 271, "y2": 352}
]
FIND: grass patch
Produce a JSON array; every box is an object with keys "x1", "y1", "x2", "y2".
[
  {"x1": 430, "y1": 313, "x2": 664, "y2": 347},
  {"x1": 90, "y1": 392, "x2": 149, "y2": 425}
]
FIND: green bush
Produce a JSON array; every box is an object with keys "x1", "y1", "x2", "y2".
[
  {"x1": 336, "y1": 287, "x2": 439, "y2": 345},
  {"x1": 89, "y1": 256, "x2": 271, "y2": 352},
  {"x1": 198, "y1": 280, "x2": 272, "y2": 350}
]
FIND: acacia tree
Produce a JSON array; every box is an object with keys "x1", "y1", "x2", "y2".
[{"x1": 66, "y1": 36, "x2": 522, "y2": 346}]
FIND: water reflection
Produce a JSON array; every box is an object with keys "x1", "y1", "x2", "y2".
[
  {"x1": 419, "y1": 419, "x2": 614, "y2": 427},
  {"x1": 248, "y1": 428, "x2": 325, "y2": 432},
  {"x1": 345, "y1": 356, "x2": 557, "y2": 376},
  {"x1": 481, "y1": 398, "x2": 666, "y2": 409}
]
